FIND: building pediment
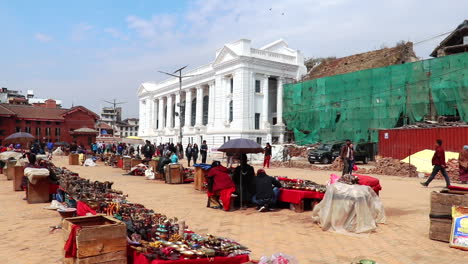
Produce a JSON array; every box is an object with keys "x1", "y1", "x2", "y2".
[
  {"x1": 137, "y1": 84, "x2": 150, "y2": 97},
  {"x1": 213, "y1": 46, "x2": 239, "y2": 67}
]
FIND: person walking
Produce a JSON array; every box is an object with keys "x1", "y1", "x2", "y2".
[
  {"x1": 458, "y1": 145, "x2": 468, "y2": 184},
  {"x1": 185, "y1": 144, "x2": 193, "y2": 167},
  {"x1": 421, "y1": 139, "x2": 451, "y2": 187},
  {"x1": 46, "y1": 140, "x2": 54, "y2": 155},
  {"x1": 192, "y1": 143, "x2": 199, "y2": 165},
  {"x1": 263, "y1": 143, "x2": 272, "y2": 168},
  {"x1": 200, "y1": 140, "x2": 208, "y2": 164},
  {"x1": 340, "y1": 140, "x2": 352, "y2": 176}
]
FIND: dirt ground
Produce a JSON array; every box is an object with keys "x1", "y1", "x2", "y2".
[{"x1": 0, "y1": 156, "x2": 466, "y2": 264}]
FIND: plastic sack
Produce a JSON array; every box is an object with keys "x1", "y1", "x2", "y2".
[
  {"x1": 328, "y1": 173, "x2": 340, "y2": 185},
  {"x1": 311, "y1": 182, "x2": 386, "y2": 234},
  {"x1": 83, "y1": 158, "x2": 96, "y2": 167},
  {"x1": 145, "y1": 168, "x2": 155, "y2": 180},
  {"x1": 53, "y1": 148, "x2": 64, "y2": 156},
  {"x1": 353, "y1": 164, "x2": 358, "y2": 171},
  {"x1": 259, "y1": 253, "x2": 299, "y2": 264}
]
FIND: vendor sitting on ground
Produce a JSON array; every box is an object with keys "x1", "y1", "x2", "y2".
[
  {"x1": 253, "y1": 169, "x2": 282, "y2": 212},
  {"x1": 233, "y1": 154, "x2": 255, "y2": 206},
  {"x1": 206, "y1": 161, "x2": 236, "y2": 211}
]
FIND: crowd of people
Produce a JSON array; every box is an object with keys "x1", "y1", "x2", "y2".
[{"x1": 206, "y1": 154, "x2": 282, "y2": 213}]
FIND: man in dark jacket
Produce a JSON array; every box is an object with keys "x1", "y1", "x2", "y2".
[
  {"x1": 340, "y1": 139, "x2": 352, "y2": 176},
  {"x1": 200, "y1": 140, "x2": 208, "y2": 164},
  {"x1": 233, "y1": 154, "x2": 255, "y2": 206},
  {"x1": 421, "y1": 139, "x2": 451, "y2": 187},
  {"x1": 142, "y1": 140, "x2": 154, "y2": 160},
  {"x1": 252, "y1": 169, "x2": 281, "y2": 212}
]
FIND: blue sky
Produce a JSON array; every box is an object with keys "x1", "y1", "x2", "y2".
[{"x1": 1, "y1": 0, "x2": 467, "y2": 117}]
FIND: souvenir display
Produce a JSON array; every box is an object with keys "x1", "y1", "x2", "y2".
[
  {"x1": 276, "y1": 177, "x2": 327, "y2": 193},
  {"x1": 49, "y1": 160, "x2": 250, "y2": 261}
]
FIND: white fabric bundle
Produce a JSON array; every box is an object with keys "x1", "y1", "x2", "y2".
[{"x1": 24, "y1": 167, "x2": 50, "y2": 184}]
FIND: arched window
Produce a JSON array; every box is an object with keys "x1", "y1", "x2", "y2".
[
  {"x1": 203, "y1": 95, "x2": 209, "y2": 125},
  {"x1": 229, "y1": 100, "x2": 233, "y2": 122},
  {"x1": 191, "y1": 98, "x2": 196, "y2": 126}
]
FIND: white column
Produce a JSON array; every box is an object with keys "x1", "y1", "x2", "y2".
[
  {"x1": 174, "y1": 93, "x2": 181, "y2": 129},
  {"x1": 158, "y1": 97, "x2": 164, "y2": 130},
  {"x1": 277, "y1": 77, "x2": 284, "y2": 125},
  {"x1": 166, "y1": 94, "x2": 173, "y2": 128},
  {"x1": 185, "y1": 89, "x2": 192, "y2": 128},
  {"x1": 148, "y1": 100, "x2": 154, "y2": 132},
  {"x1": 207, "y1": 82, "x2": 215, "y2": 127},
  {"x1": 195, "y1": 86, "x2": 203, "y2": 126},
  {"x1": 225, "y1": 77, "x2": 231, "y2": 123},
  {"x1": 153, "y1": 99, "x2": 159, "y2": 131},
  {"x1": 262, "y1": 75, "x2": 269, "y2": 128},
  {"x1": 145, "y1": 99, "x2": 151, "y2": 131}
]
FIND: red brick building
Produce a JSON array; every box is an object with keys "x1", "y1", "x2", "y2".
[{"x1": 0, "y1": 101, "x2": 99, "y2": 148}]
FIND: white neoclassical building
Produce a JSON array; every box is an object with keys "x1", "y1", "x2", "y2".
[{"x1": 137, "y1": 39, "x2": 306, "y2": 148}]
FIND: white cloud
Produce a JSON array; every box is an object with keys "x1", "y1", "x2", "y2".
[
  {"x1": 34, "y1": 33, "x2": 52, "y2": 42},
  {"x1": 104, "y1": 28, "x2": 129, "y2": 40},
  {"x1": 71, "y1": 23, "x2": 94, "y2": 41}
]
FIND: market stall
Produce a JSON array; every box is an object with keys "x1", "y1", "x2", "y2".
[{"x1": 50, "y1": 161, "x2": 250, "y2": 263}]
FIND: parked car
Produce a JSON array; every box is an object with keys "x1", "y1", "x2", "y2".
[
  {"x1": 308, "y1": 142, "x2": 370, "y2": 164},
  {"x1": 308, "y1": 142, "x2": 343, "y2": 164}
]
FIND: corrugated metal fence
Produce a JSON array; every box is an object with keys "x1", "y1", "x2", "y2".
[{"x1": 378, "y1": 127, "x2": 468, "y2": 160}]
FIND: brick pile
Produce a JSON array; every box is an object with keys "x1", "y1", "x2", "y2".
[
  {"x1": 358, "y1": 157, "x2": 418, "y2": 177},
  {"x1": 433, "y1": 159, "x2": 460, "y2": 182}
]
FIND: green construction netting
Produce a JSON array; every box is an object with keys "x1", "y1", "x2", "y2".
[{"x1": 284, "y1": 52, "x2": 468, "y2": 145}]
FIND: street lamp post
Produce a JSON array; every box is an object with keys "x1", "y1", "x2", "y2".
[{"x1": 158, "y1": 66, "x2": 198, "y2": 144}]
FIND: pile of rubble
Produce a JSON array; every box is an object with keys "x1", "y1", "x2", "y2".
[
  {"x1": 433, "y1": 159, "x2": 460, "y2": 182},
  {"x1": 287, "y1": 145, "x2": 312, "y2": 158},
  {"x1": 359, "y1": 157, "x2": 418, "y2": 177}
]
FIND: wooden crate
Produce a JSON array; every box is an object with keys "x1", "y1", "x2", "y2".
[
  {"x1": 13, "y1": 166, "x2": 24, "y2": 191},
  {"x1": 165, "y1": 164, "x2": 184, "y2": 184},
  {"x1": 148, "y1": 160, "x2": 159, "y2": 173},
  {"x1": 62, "y1": 215, "x2": 127, "y2": 264},
  {"x1": 429, "y1": 217, "x2": 452, "y2": 242},
  {"x1": 27, "y1": 176, "x2": 50, "y2": 203},
  {"x1": 130, "y1": 159, "x2": 142, "y2": 167},
  {"x1": 430, "y1": 192, "x2": 468, "y2": 216},
  {"x1": 69, "y1": 154, "x2": 79, "y2": 165},
  {"x1": 122, "y1": 157, "x2": 131, "y2": 170},
  {"x1": 194, "y1": 167, "x2": 207, "y2": 191}
]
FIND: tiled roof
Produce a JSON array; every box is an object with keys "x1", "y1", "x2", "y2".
[
  {"x1": 305, "y1": 42, "x2": 417, "y2": 81},
  {"x1": 0, "y1": 104, "x2": 67, "y2": 120},
  {"x1": 0, "y1": 104, "x2": 100, "y2": 121},
  {"x1": 97, "y1": 122, "x2": 113, "y2": 130}
]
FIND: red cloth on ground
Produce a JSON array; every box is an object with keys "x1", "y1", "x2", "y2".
[
  {"x1": 448, "y1": 185, "x2": 468, "y2": 191},
  {"x1": 354, "y1": 174, "x2": 382, "y2": 195},
  {"x1": 207, "y1": 187, "x2": 236, "y2": 211},
  {"x1": 76, "y1": 201, "x2": 97, "y2": 216},
  {"x1": 277, "y1": 177, "x2": 298, "y2": 183},
  {"x1": 279, "y1": 188, "x2": 325, "y2": 204},
  {"x1": 49, "y1": 184, "x2": 59, "y2": 195},
  {"x1": 128, "y1": 246, "x2": 249, "y2": 264},
  {"x1": 206, "y1": 166, "x2": 235, "y2": 193},
  {"x1": 64, "y1": 224, "x2": 81, "y2": 258}
]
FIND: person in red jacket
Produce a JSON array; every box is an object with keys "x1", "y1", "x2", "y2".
[
  {"x1": 206, "y1": 161, "x2": 236, "y2": 211},
  {"x1": 421, "y1": 139, "x2": 451, "y2": 187}
]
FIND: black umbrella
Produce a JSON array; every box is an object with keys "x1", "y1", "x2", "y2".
[
  {"x1": 217, "y1": 138, "x2": 264, "y2": 209},
  {"x1": 3, "y1": 132, "x2": 35, "y2": 145},
  {"x1": 217, "y1": 138, "x2": 263, "y2": 154}
]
